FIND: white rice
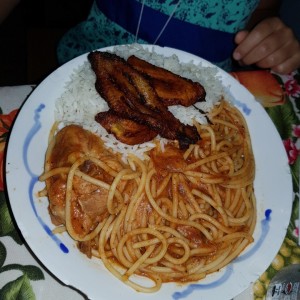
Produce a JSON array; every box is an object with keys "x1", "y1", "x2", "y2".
[{"x1": 55, "y1": 44, "x2": 227, "y2": 161}]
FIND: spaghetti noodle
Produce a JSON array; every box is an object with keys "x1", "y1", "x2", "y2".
[{"x1": 40, "y1": 100, "x2": 256, "y2": 292}]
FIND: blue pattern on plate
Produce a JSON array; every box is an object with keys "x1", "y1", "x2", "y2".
[
  {"x1": 231, "y1": 98, "x2": 252, "y2": 115},
  {"x1": 23, "y1": 103, "x2": 69, "y2": 254},
  {"x1": 172, "y1": 210, "x2": 272, "y2": 299},
  {"x1": 172, "y1": 266, "x2": 233, "y2": 299}
]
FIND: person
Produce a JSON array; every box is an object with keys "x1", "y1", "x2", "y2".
[
  {"x1": 57, "y1": 0, "x2": 300, "y2": 74},
  {"x1": 0, "y1": 0, "x2": 20, "y2": 24}
]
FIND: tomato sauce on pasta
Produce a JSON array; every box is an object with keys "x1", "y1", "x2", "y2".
[{"x1": 39, "y1": 100, "x2": 256, "y2": 292}]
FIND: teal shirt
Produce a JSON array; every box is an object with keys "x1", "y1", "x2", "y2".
[{"x1": 57, "y1": 0, "x2": 260, "y2": 70}]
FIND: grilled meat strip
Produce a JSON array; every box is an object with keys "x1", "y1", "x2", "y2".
[
  {"x1": 127, "y1": 55, "x2": 206, "y2": 107},
  {"x1": 88, "y1": 51, "x2": 200, "y2": 148}
]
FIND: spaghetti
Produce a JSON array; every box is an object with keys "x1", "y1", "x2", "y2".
[{"x1": 40, "y1": 100, "x2": 256, "y2": 292}]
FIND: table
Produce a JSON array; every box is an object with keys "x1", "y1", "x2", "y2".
[{"x1": 0, "y1": 69, "x2": 299, "y2": 300}]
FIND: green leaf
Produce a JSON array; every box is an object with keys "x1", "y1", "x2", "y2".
[
  {"x1": 0, "y1": 275, "x2": 36, "y2": 300},
  {"x1": 0, "y1": 241, "x2": 6, "y2": 268},
  {"x1": 8, "y1": 229, "x2": 23, "y2": 245},
  {"x1": 287, "y1": 193, "x2": 299, "y2": 243},
  {"x1": 266, "y1": 98, "x2": 300, "y2": 140},
  {"x1": 0, "y1": 193, "x2": 14, "y2": 236},
  {"x1": 290, "y1": 155, "x2": 300, "y2": 192},
  {"x1": 0, "y1": 264, "x2": 44, "y2": 281},
  {"x1": 0, "y1": 192, "x2": 23, "y2": 245},
  {"x1": 295, "y1": 96, "x2": 300, "y2": 113}
]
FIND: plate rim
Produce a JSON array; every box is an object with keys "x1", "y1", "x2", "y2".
[{"x1": 5, "y1": 44, "x2": 293, "y2": 300}]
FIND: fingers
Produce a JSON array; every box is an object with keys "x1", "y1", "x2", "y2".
[
  {"x1": 233, "y1": 17, "x2": 300, "y2": 74},
  {"x1": 233, "y1": 17, "x2": 284, "y2": 62},
  {"x1": 234, "y1": 30, "x2": 249, "y2": 45},
  {"x1": 256, "y1": 40, "x2": 300, "y2": 74}
]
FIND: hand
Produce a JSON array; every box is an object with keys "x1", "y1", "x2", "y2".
[{"x1": 233, "y1": 17, "x2": 300, "y2": 74}]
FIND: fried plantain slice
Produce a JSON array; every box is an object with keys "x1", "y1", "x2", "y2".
[
  {"x1": 127, "y1": 55, "x2": 206, "y2": 107},
  {"x1": 88, "y1": 51, "x2": 200, "y2": 148},
  {"x1": 96, "y1": 110, "x2": 157, "y2": 145}
]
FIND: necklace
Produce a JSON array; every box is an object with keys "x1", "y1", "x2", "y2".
[{"x1": 135, "y1": 0, "x2": 182, "y2": 44}]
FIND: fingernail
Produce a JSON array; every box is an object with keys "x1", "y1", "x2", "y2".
[{"x1": 233, "y1": 51, "x2": 241, "y2": 60}]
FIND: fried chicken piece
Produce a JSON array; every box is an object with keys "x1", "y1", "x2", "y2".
[
  {"x1": 96, "y1": 110, "x2": 157, "y2": 145},
  {"x1": 127, "y1": 55, "x2": 206, "y2": 107},
  {"x1": 45, "y1": 125, "x2": 120, "y2": 234},
  {"x1": 88, "y1": 51, "x2": 200, "y2": 148}
]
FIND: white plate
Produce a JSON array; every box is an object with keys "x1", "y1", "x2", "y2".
[{"x1": 6, "y1": 45, "x2": 293, "y2": 300}]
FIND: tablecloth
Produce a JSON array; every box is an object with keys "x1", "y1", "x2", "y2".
[{"x1": 0, "y1": 69, "x2": 299, "y2": 300}]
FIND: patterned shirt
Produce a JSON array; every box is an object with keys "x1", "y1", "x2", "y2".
[{"x1": 57, "y1": 0, "x2": 260, "y2": 70}]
